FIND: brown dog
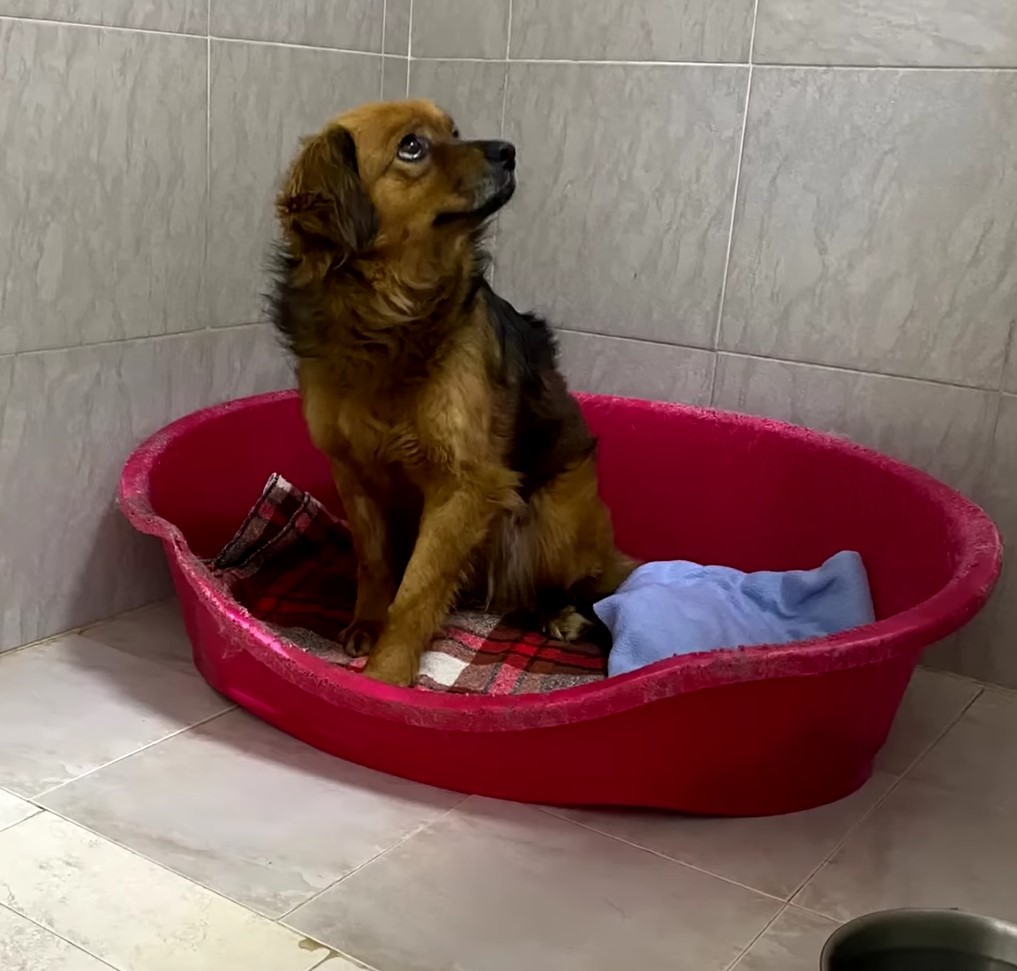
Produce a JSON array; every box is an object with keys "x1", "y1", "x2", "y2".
[{"x1": 270, "y1": 100, "x2": 635, "y2": 686}]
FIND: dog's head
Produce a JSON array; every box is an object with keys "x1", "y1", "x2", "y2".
[{"x1": 277, "y1": 99, "x2": 515, "y2": 268}]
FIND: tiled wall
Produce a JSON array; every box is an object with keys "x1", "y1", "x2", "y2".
[
  {"x1": 2, "y1": 2, "x2": 1015, "y2": 686},
  {"x1": 401, "y1": 0, "x2": 1017, "y2": 687}
]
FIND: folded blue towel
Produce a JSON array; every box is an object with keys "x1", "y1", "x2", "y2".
[{"x1": 596, "y1": 551, "x2": 875, "y2": 677}]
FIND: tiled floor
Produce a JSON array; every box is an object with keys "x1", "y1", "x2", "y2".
[{"x1": 0, "y1": 601, "x2": 1013, "y2": 971}]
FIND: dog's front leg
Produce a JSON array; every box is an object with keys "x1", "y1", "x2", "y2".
[
  {"x1": 331, "y1": 460, "x2": 396, "y2": 658},
  {"x1": 364, "y1": 468, "x2": 514, "y2": 686}
]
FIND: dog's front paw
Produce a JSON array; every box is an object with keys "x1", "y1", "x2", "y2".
[
  {"x1": 338, "y1": 619, "x2": 382, "y2": 658},
  {"x1": 362, "y1": 644, "x2": 418, "y2": 687}
]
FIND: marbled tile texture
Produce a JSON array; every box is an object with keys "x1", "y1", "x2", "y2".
[{"x1": 2, "y1": 0, "x2": 1016, "y2": 691}]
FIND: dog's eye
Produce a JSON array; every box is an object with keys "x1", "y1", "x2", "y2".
[{"x1": 397, "y1": 133, "x2": 430, "y2": 162}]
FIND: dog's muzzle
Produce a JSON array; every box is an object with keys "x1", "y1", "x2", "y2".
[{"x1": 471, "y1": 139, "x2": 517, "y2": 216}]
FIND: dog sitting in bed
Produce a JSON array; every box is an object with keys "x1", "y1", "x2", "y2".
[{"x1": 270, "y1": 99, "x2": 635, "y2": 686}]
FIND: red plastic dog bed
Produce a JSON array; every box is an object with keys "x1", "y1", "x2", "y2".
[{"x1": 119, "y1": 391, "x2": 1000, "y2": 815}]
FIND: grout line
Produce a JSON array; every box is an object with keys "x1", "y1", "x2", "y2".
[
  {"x1": 499, "y1": 0, "x2": 512, "y2": 137},
  {"x1": 505, "y1": 0, "x2": 513, "y2": 62},
  {"x1": 78, "y1": 597, "x2": 177, "y2": 636},
  {"x1": 555, "y1": 328, "x2": 710, "y2": 355},
  {"x1": 403, "y1": 54, "x2": 1017, "y2": 72},
  {"x1": 0, "y1": 13, "x2": 206, "y2": 39},
  {"x1": 0, "y1": 611, "x2": 154, "y2": 663},
  {"x1": 210, "y1": 34, "x2": 378, "y2": 57},
  {"x1": 379, "y1": 0, "x2": 387, "y2": 98},
  {"x1": 538, "y1": 805, "x2": 786, "y2": 906},
  {"x1": 31, "y1": 706, "x2": 236, "y2": 801},
  {"x1": 405, "y1": 0, "x2": 413, "y2": 96},
  {"x1": 790, "y1": 900, "x2": 847, "y2": 923},
  {"x1": 410, "y1": 55, "x2": 738, "y2": 67},
  {"x1": 975, "y1": 391, "x2": 1004, "y2": 492},
  {"x1": 710, "y1": 0, "x2": 759, "y2": 404},
  {"x1": 982, "y1": 315, "x2": 1017, "y2": 470},
  {"x1": 757, "y1": 61, "x2": 1017, "y2": 72},
  {"x1": 0, "y1": 803, "x2": 41, "y2": 837},
  {"x1": 711, "y1": 348, "x2": 1001, "y2": 393},
  {"x1": 786, "y1": 684, "x2": 986, "y2": 910},
  {"x1": 724, "y1": 904, "x2": 789, "y2": 971},
  {"x1": 892, "y1": 684, "x2": 985, "y2": 779},
  {"x1": 0, "y1": 18, "x2": 1013, "y2": 74},
  {"x1": 708, "y1": 349, "x2": 721, "y2": 406},
  {"x1": 0, "y1": 901, "x2": 121, "y2": 971},
  {"x1": 277, "y1": 796, "x2": 469, "y2": 923},
  {"x1": 204, "y1": 0, "x2": 212, "y2": 332},
  {"x1": 6, "y1": 320, "x2": 271, "y2": 362},
  {"x1": 995, "y1": 317, "x2": 1016, "y2": 393},
  {"x1": 1, "y1": 336, "x2": 997, "y2": 394},
  {"x1": 24, "y1": 804, "x2": 327, "y2": 932},
  {"x1": 308, "y1": 948, "x2": 380, "y2": 971}
]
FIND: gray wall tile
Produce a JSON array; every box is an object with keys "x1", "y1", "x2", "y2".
[
  {"x1": 556, "y1": 331, "x2": 714, "y2": 405},
  {"x1": 1005, "y1": 331, "x2": 1017, "y2": 394},
  {"x1": 411, "y1": 0, "x2": 509, "y2": 59},
  {"x1": 208, "y1": 42, "x2": 381, "y2": 327},
  {"x1": 0, "y1": 356, "x2": 13, "y2": 447},
  {"x1": 384, "y1": 0, "x2": 411, "y2": 55},
  {"x1": 712, "y1": 354, "x2": 997, "y2": 496},
  {"x1": 927, "y1": 393, "x2": 1017, "y2": 688},
  {"x1": 0, "y1": 339, "x2": 200, "y2": 649},
  {"x1": 721, "y1": 68, "x2": 1017, "y2": 388},
  {"x1": 0, "y1": 20, "x2": 206, "y2": 353},
  {"x1": 510, "y1": 0, "x2": 755, "y2": 62},
  {"x1": 755, "y1": 0, "x2": 1017, "y2": 67},
  {"x1": 206, "y1": 324, "x2": 295, "y2": 401},
  {"x1": 928, "y1": 563, "x2": 1017, "y2": 690},
  {"x1": 211, "y1": 0, "x2": 382, "y2": 52},
  {"x1": 0, "y1": 0, "x2": 206, "y2": 32},
  {"x1": 498, "y1": 63, "x2": 747, "y2": 347},
  {"x1": 381, "y1": 56, "x2": 409, "y2": 100},
  {"x1": 0, "y1": 328, "x2": 292, "y2": 653},
  {"x1": 408, "y1": 60, "x2": 507, "y2": 136}
]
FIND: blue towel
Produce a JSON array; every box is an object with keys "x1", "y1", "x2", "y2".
[{"x1": 596, "y1": 551, "x2": 875, "y2": 677}]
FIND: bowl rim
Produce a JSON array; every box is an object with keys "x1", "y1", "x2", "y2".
[{"x1": 821, "y1": 908, "x2": 1017, "y2": 969}]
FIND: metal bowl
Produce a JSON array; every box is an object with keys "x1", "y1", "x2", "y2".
[{"x1": 822, "y1": 910, "x2": 1017, "y2": 970}]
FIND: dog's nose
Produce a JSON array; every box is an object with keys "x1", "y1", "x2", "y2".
[{"x1": 481, "y1": 140, "x2": 516, "y2": 171}]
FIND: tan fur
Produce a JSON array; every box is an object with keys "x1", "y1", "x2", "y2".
[{"x1": 274, "y1": 100, "x2": 635, "y2": 686}]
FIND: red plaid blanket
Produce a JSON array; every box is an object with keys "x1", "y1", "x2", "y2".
[{"x1": 210, "y1": 474, "x2": 607, "y2": 694}]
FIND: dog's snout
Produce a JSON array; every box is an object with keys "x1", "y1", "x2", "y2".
[{"x1": 480, "y1": 140, "x2": 516, "y2": 171}]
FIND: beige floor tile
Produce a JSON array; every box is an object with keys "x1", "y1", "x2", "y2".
[
  {"x1": 797, "y1": 689, "x2": 1017, "y2": 923},
  {"x1": 0, "y1": 635, "x2": 229, "y2": 798},
  {"x1": 289, "y1": 797, "x2": 781, "y2": 971},
  {"x1": 905, "y1": 690, "x2": 1017, "y2": 805},
  {"x1": 795, "y1": 778, "x2": 1017, "y2": 923},
  {"x1": 81, "y1": 600, "x2": 195, "y2": 673},
  {"x1": 734, "y1": 906, "x2": 838, "y2": 971},
  {"x1": 0, "y1": 635, "x2": 226, "y2": 797},
  {"x1": 0, "y1": 789, "x2": 38, "y2": 833},
  {"x1": 0, "y1": 812, "x2": 327, "y2": 971},
  {"x1": 553, "y1": 770, "x2": 895, "y2": 899},
  {"x1": 42, "y1": 709, "x2": 464, "y2": 918},
  {"x1": 0, "y1": 904, "x2": 111, "y2": 971},
  {"x1": 875, "y1": 667, "x2": 981, "y2": 775}
]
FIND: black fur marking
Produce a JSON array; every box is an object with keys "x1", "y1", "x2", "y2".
[
  {"x1": 266, "y1": 244, "x2": 316, "y2": 359},
  {"x1": 480, "y1": 281, "x2": 596, "y2": 501}
]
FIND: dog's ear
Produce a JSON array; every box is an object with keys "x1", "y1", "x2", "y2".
[{"x1": 277, "y1": 125, "x2": 377, "y2": 264}]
